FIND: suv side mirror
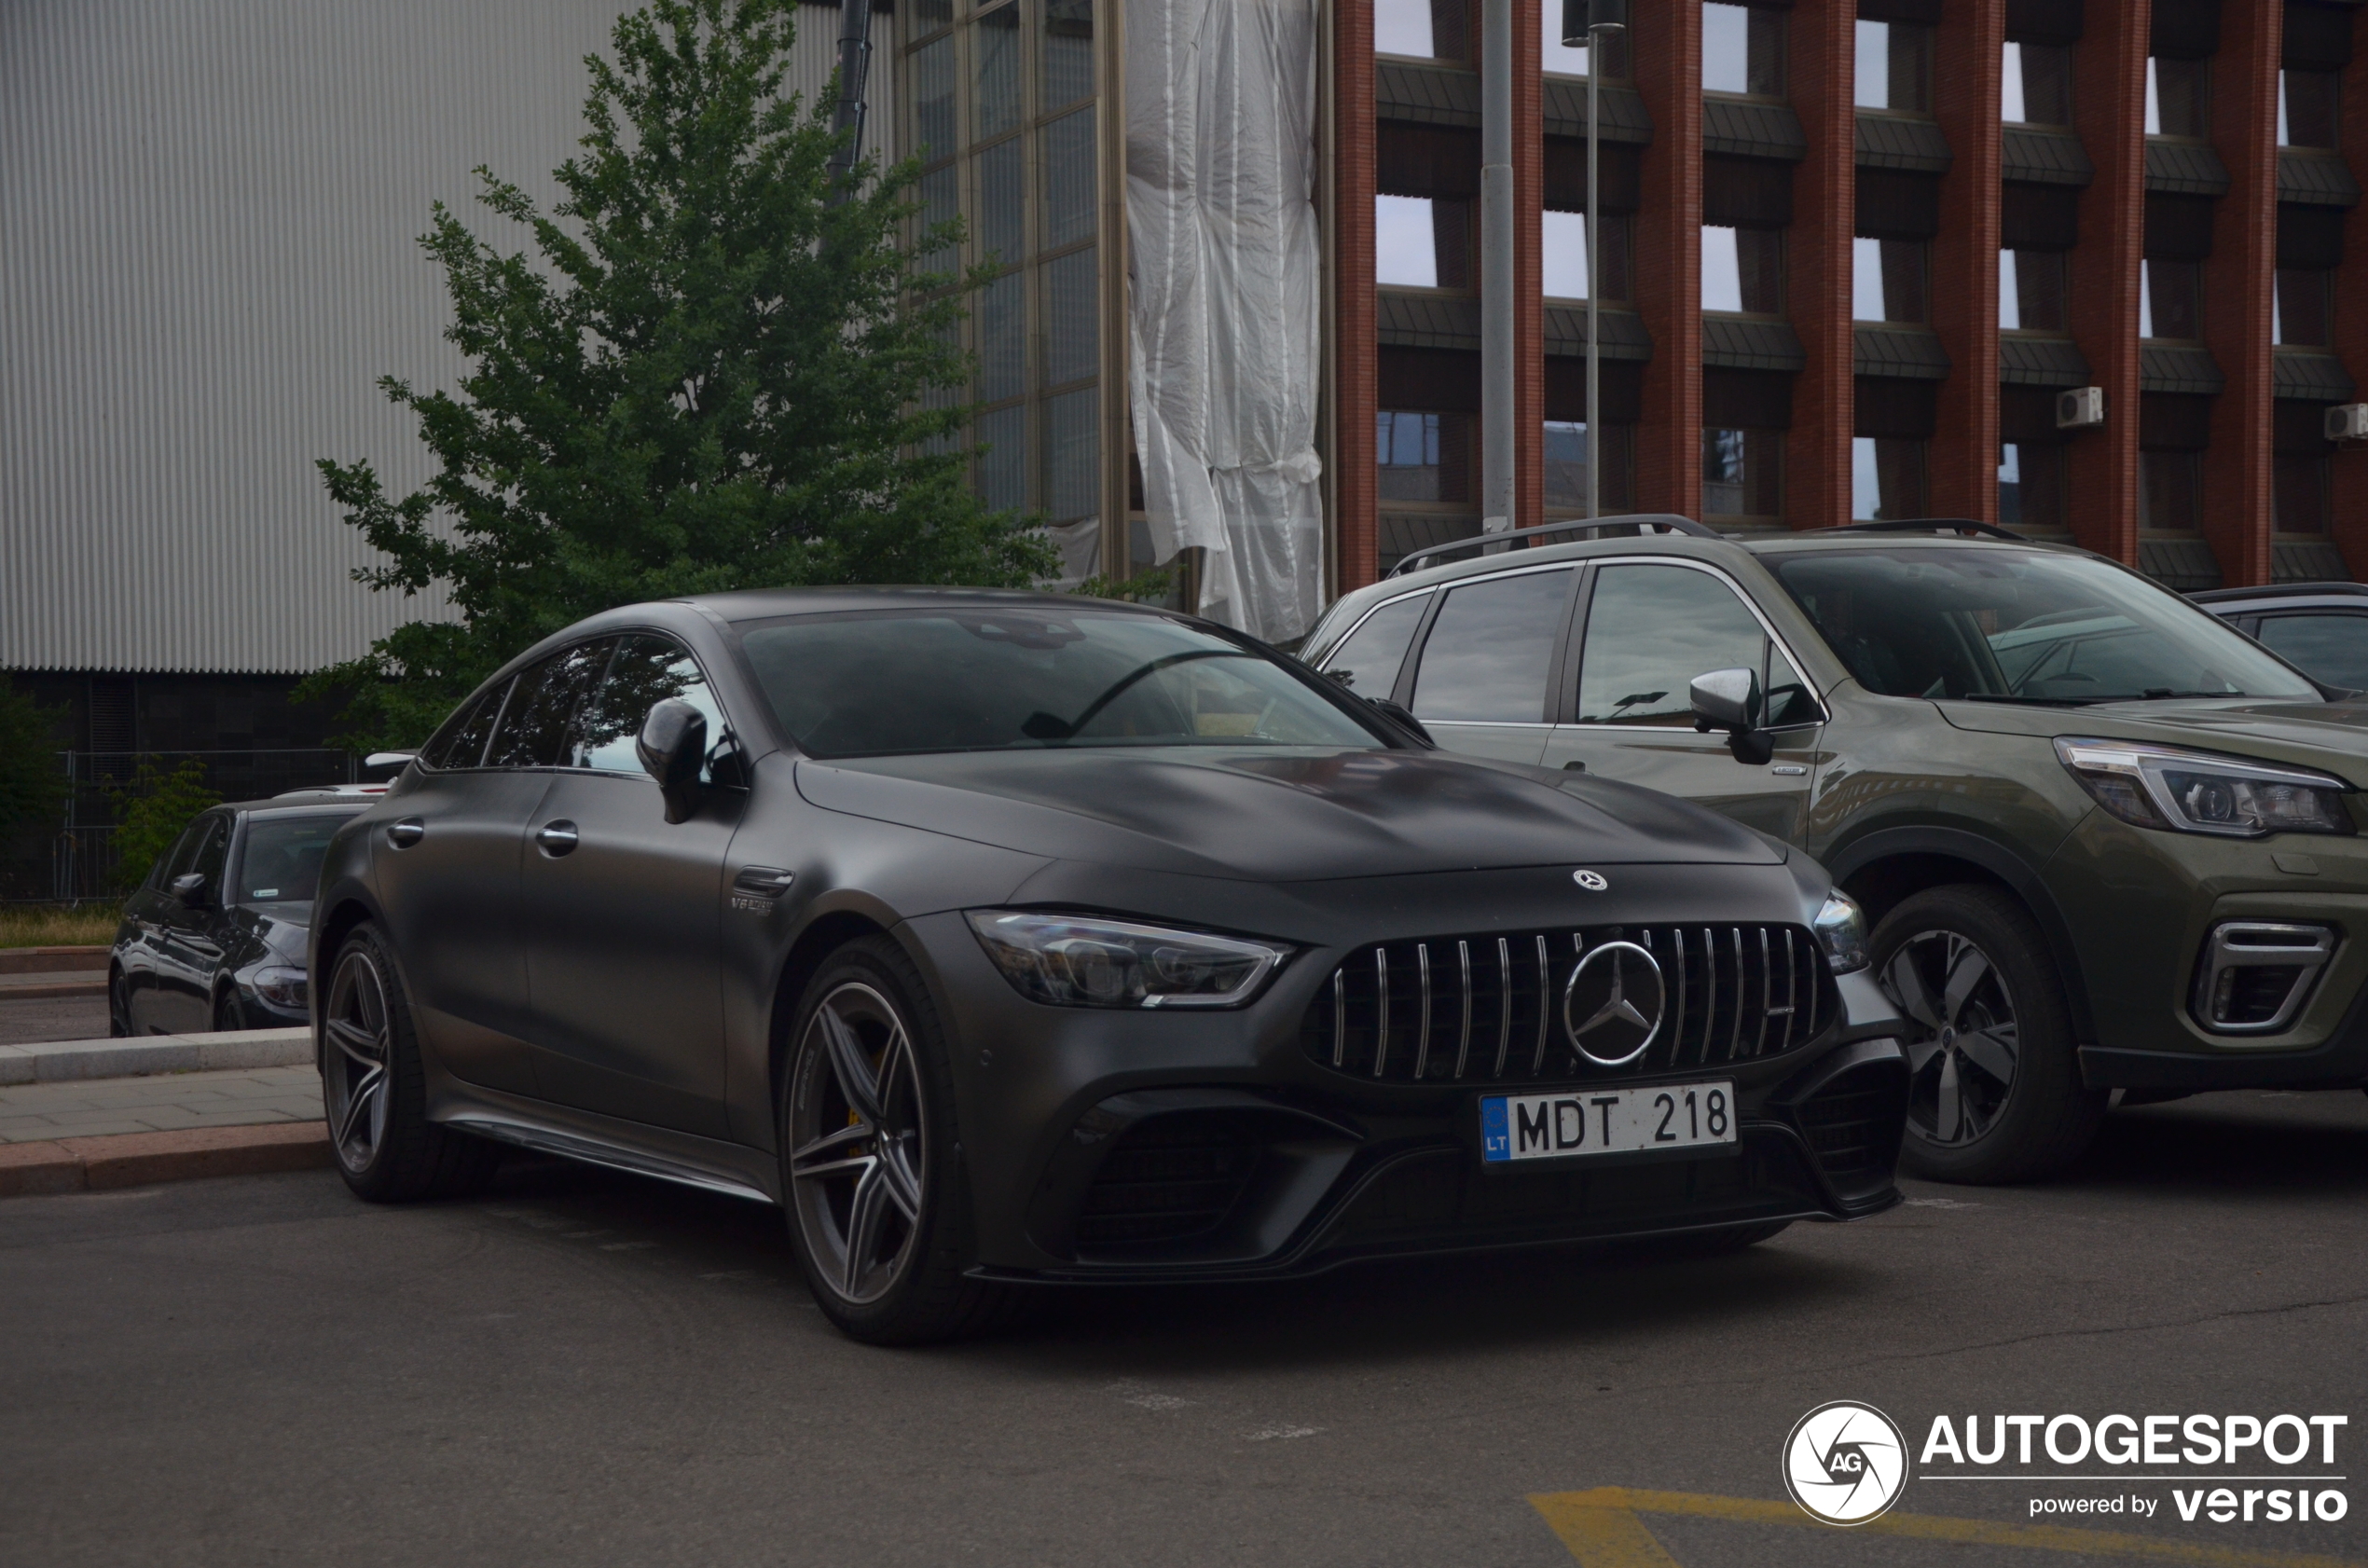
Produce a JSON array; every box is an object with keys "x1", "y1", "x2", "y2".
[
  {"x1": 637, "y1": 699, "x2": 709, "y2": 824},
  {"x1": 169, "y1": 872, "x2": 209, "y2": 905},
  {"x1": 1690, "y1": 667, "x2": 1775, "y2": 766}
]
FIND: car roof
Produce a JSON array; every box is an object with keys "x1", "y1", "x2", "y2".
[
  {"x1": 215, "y1": 799, "x2": 373, "y2": 818},
  {"x1": 678, "y1": 585, "x2": 1174, "y2": 622},
  {"x1": 2190, "y1": 581, "x2": 2368, "y2": 608}
]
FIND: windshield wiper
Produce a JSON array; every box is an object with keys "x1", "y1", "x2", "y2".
[
  {"x1": 1954, "y1": 693, "x2": 2097, "y2": 707},
  {"x1": 2121, "y1": 689, "x2": 2246, "y2": 701}
]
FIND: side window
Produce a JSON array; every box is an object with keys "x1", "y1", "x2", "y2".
[
  {"x1": 1410, "y1": 570, "x2": 1574, "y2": 722},
  {"x1": 1317, "y1": 591, "x2": 1432, "y2": 698},
  {"x1": 2254, "y1": 612, "x2": 2368, "y2": 691},
  {"x1": 583, "y1": 635, "x2": 729, "y2": 780},
  {"x1": 420, "y1": 681, "x2": 508, "y2": 771},
  {"x1": 1576, "y1": 564, "x2": 1807, "y2": 727},
  {"x1": 151, "y1": 818, "x2": 213, "y2": 889},
  {"x1": 487, "y1": 641, "x2": 613, "y2": 769},
  {"x1": 185, "y1": 816, "x2": 231, "y2": 895}
]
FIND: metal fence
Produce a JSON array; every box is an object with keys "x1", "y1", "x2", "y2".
[{"x1": 4, "y1": 750, "x2": 357, "y2": 903}]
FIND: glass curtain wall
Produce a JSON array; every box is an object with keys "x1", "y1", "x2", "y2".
[{"x1": 908, "y1": 0, "x2": 1106, "y2": 580}]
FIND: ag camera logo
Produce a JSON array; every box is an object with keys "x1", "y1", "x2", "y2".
[{"x1": 1783, "y1": 1401, "x2": 1909, "y2": 1525}]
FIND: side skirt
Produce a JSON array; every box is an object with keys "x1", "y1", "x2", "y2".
[{"x1": 430, "y1": 1077, "x2": 780, "y2": 1207}]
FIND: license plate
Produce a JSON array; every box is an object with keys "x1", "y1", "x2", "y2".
[{"x1": 1480, "y1": 1081, "x2": 1738, "y2": 1164}]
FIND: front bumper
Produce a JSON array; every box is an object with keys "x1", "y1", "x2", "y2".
[{"x1": 902, "y1": 908, "x2": 1909, "y2": 1284}]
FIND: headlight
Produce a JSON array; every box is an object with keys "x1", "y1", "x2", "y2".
[
  {"x1": 250, "y1": 965, "x2": 308, "y2": 1009},
  {"x1": 2054, "y1": 738, "x2": 2355, "y2": 838},
  {"x1": 1810, "y1": 890, "x2": 1869, "y2": 975},
  {"x1": 965, "y1": 912, "x2": 1289, "y2": 1009}
]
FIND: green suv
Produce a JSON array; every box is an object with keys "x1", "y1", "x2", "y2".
[{"x1": 1300, "y1": 519, "x2": 2368, "y2": 1183}]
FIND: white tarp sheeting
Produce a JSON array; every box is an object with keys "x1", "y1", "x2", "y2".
[{"x1": 1126, "y1": 0, "x2": 1324, "y2": 643}]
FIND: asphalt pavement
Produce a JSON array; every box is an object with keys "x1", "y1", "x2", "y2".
[
  {"x1": 0, "y1": 994, "x2": 108, "y2": 1046},
  {"x1": 2, "y1": 1089, "x2": 2363, "y2": 1568}
]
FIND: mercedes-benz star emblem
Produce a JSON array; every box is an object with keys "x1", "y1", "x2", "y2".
[
  {"x1": 1572, "y1": 869, "x2": 1608, "y2": 891},
  {"x1": 1561, "y1": 940, "x2": 1666, "y2": 1066}
]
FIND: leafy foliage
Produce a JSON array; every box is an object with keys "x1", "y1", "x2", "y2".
[
  {"x1": 105, "y1": 760, "x2": 221, "y2": 893},
  {"x1": 0, "y1": 678, "x2": 67, "y2": 842},
  {"x1": 308, "y1": 0, "x2": 1051, "y2": 749}
]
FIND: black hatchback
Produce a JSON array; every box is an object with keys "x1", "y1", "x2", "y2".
[{"x1": 110, "y1": 796, "x2": 372, "y2": 1035}]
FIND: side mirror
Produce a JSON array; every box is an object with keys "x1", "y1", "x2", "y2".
[
  {"x1": 169, "y1": 872, "x2": 209, "y2": 905},
  {"x1": 1689, "y1": 667, "x2": 1774, "y2": 766},
  {"x1": 637, "y1": 698, "x2": 709, "y2": 824}
]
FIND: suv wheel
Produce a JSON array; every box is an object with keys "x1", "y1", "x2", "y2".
[
  {"x1": 1871, "y1": 886, "x2": 2105, "y2": 1184},
  {"x1": 322, "y1": 925, "x2": 502, "y2": 1203},
  {"x1": 779, "y1": 937, "x2": 1022, "y2": 1345}
]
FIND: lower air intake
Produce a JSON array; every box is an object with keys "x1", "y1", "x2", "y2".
[{"x1": 1074, "y1": 1111, "x2": 1266, "y2": 1249}]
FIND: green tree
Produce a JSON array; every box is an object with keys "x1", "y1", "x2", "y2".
[
  {"x1": 105, "y1": 760, "x2": 220, "y2": 892},
  {"x1": 308, "y1": 0, "x2": 1051, "y2": 748},
  {"x1": 0, "y1": 678, "x2": 68, "y2": 843}
]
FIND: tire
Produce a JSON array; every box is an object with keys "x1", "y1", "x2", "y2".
[
  {"x1": 108, "y1": 970, "x2": 131, "y2": 1038},
  {"x1": 213, "y1": 989, "x2": 247, "y2": 1033},
  {"x1": 1871, "y1": 885, "x2": 2104, "y2": 1184},
  {"x1": 778, "y1": 936, "x2": 1023, "y2": 1345},
  {"x1": 320, "y1": 924, "x2": 501, "y2": 1203}
]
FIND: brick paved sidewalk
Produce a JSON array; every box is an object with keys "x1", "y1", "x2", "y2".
[{"x1": 0, "y1": 1065, "x2": 321, "y2": 1144}]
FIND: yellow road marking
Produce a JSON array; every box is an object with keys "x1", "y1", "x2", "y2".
[{"x1": 1530, "y1": 1488, "x2": 2363, "y2": 1568}]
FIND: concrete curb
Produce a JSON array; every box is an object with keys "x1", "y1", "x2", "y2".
[
  {"x1": 0, "y1": 1121, "x2": 332, "y2": 1198},
  {"x1": 0, "y1": 979, "x2": 107, "y2": 1000},
  {"x1": 0, "y1": 1027, "x2": 312, "y2": 1086},
  {"x1": 0, "y1": 946, "x2": 108, "y2": 976}
]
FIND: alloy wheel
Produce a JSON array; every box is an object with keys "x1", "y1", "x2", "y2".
[
  {"x1": 1881, "y1": 929, "x2": 2019, "y2": 1146},
  {"x1": 323, "y1": 948, "x2": 392, "y2": 1173},
  {"x1": 787, "y1": 983, "x2": 929, "y2": 1306}
]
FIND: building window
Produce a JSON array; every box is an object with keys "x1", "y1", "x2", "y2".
[
  {"x1": 1998, "y1": 443, "x2": 2067, "y2": 530},
  {"x1": 2276, "y1": 451, "x2": 2331, "y2": 531},
  {"x1": 1543, "y1": 6, "x2": 1627, "y2": 76},
  {"x1": 2281, "y1": 70, "x2": 2341, "y2": 148},
  {"x1": 1543, "y1": 421, "x2": 1634, "y2": 512},
  {"x1": 1542, "y1": 210, "x2": 1631, "y2": 299},
  {"x1": 1852, "y1": 436, "x2": 1927, "y2": 520},
  {"x1": 1999, "y1": 248, "x2": 2068, "y2": 331},
  {"x1": 1376, "y1": 194, "x2": 1471, "y2": 289},
  {"x1": 1854, "y1": 21, "x2": 1932, "y2": 114},
  {"x1": 2003, "y1": 41, "x2": 2072, "y2": 125},
  {"x1": 1701, "y1": 427, "x2": 1782, "y2": 520},
  {"x1": 1702, "y1": 4, "x2": 1784, "y2": 97},
  {"x1": 1377, "y1": 0, "x2": 1466, "y2": 62},
  {"x1": 1852, "y1": 237, "x2": 1927, "y2": 323},
  {"x1": 2146, "y1": 56, "x2": 2210, "y2": 138},
  {"x1": 1702, "y1": 225, "x2": 1783, "y2": 314},
  {"x1": 2141, "y1": 449, "x2": 2202, "y2": 530},
  {"x1": 906, "y1": 0, "x2": 1107, "y2": 577},
  {"x1": 1378, "y1": 410, "x2": 1472, "y2": 502},
  {"x1": 2275, "y1": 268, "x2": 2334, "y2": 347},
  {"x1": 2140, "y1": 258, "x2": 2201, "y2": 339}
]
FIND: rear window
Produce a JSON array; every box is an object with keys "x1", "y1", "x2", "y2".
[{"x1": 736, "y1": 609, "x2": 1384, "y2": 759}]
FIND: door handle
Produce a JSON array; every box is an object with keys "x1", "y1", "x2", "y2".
[
  {"x1": 535, "y1": 820, "x2": 580, "y2": 857},
  {"x1": 386, "y1": 818, "x2": 425, "y2": 849}
]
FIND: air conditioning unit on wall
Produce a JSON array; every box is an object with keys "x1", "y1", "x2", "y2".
[
  {"x1": 2326, "y1": 404, "x2": 2368, "y2": 443},
  {"x1": 2055, "y1": 387, "x2": 2106, "y2": 430}
]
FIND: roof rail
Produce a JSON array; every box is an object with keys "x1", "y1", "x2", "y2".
[
  {"x1": 1385, "y1": 514, "x2": 1718, "y2": 578},
  {"x1": 1837, "y1": 517, "x2": 2030, "y2": 542}
]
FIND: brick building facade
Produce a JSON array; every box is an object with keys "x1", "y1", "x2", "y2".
[{"x1": 1331, "y1": 0, "x2": 2368, "y2": 595}]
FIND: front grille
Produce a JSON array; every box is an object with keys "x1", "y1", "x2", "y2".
[
  {"x1": 1300, "y1": 925, "x2": 1836, "y2": 1086},
  {"x1": 1075, "y1": 1111, "x2": 1266, "y2": 1249}
]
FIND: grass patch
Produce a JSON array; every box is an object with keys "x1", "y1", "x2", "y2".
[{"x1": 0, "y1": 904, "x2": 120, "y2": 949}]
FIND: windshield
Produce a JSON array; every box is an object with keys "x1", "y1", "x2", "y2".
[
  {"x1": 737, "y1": 609, "x2": 1387, "y2": 759},
  {"x1": 1768, "y1": 548, "x2": 2321, "y2": 706},
  {"x1": 235, "y1": 811, "x2": 360, "y2": 904}
]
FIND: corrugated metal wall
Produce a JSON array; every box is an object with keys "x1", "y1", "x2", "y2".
[{"x1": 0, "y1": 0, "x2": 888, "y2": 675}]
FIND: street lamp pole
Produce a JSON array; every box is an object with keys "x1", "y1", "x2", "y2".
[{"x1": 1576, "y1": 11, "x2": 1625, "y2": 520}]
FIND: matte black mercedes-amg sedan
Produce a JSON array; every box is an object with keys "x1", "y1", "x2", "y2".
[{"x1": 313, "y1": 588, "x2": 1909, "y2": 1342}]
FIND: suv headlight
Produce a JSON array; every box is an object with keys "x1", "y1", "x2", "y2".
[
  {"x1": 1810, "y1": 890, "x2": 1869, "y2": 974},
  {"x1": 2054, "y1": 739, "x2": 2355, "y2": 838},
  {"x1": 966, "y1": 912, "x2": 1290, "y2": 1009},
  {"x1": 249, "y1": 965, "x2": 309, "y2": 1009}
]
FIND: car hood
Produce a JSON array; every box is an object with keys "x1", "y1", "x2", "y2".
[
  {"x1": 1935, "y1": 695, "x2": 2368, "y2": 784},
  {"x1": 794, "y1": 747, "x2": 1783, "y2": 882}
]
